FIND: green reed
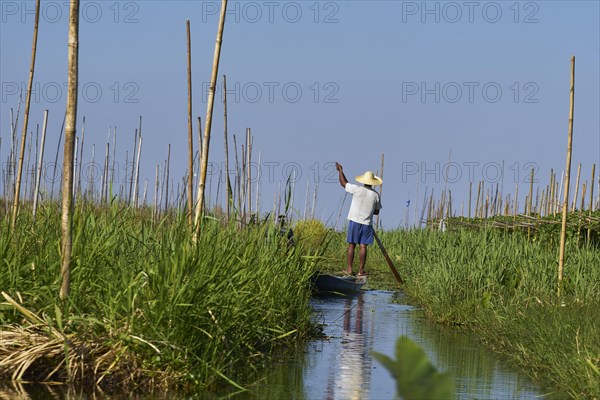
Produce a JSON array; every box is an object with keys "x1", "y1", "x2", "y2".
[
  {"x1": 0, "y1": 202, "x2": 318, "y2": 393},
  {"x1": 371, "y1": 228, "x2": 600, "y2": 399}
]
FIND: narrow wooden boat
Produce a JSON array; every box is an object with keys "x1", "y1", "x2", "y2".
[{"x1": 310, "y1": 272, "x2": 367, "y2": 294}]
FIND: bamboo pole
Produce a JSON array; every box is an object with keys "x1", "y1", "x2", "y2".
[
  {"x1": 193, "y1": 0, "x2": 228, "y2": 240},
  {"x1": 558, "y1": 56, "x2": 575, "y2": 296},
  {"x1": 475, "y1": 181, "x2": 481, "y2": 218},
  {"x1": 9, "y1": 102, "x2": 22, "y2": 204},
  {"x1": 233, "y1": 134, "x2": 241, "y2": 218},
  {"x1": 311, "y1": 182, "x2": 318, "y2": 219},
  {"x1": 246, "y1": 128, "x2": 252, "y2": 223},
  {"x1": 111, "y1": 126, "x2": 116, "y2": 196},
  {"x1": 240, "y1": 144, "x2": 246, "y2": 221},
  {"x1": 77, "y1": 117, "x2": 85, "y2": 196},
  {"x1": 527, "y1": 168, "x2": 534, "y2": 215},
  {"x1": 589, "y1": 164, "x2": 596, "y2": 211},
  {"x1": 72, "y1": 136, "x2": 78, "y2": 199},
  {"x1": 133, "y1": 135, "x2": 142, "y2": 207},
  {"x1": 153, "y1": 164, "x2": 159, "y2": 220},
  {"x1": 303, "y1": 178, "x2": 310, "y2": 220},
  {"x1": 588, "y1": 164, "x2": 595, "y2": 241},
  {"x1": 572, "y1": 163, "x2": 581, "y2": 211},
  {"x1": 557, "y1": 171, "x2": 565, "y2": 215},
  {"x1": 101, "y1": 141, "x2": 109, "y2": 204},
  {"x1": 88, "y1": 145, "x2": 95, "y2": 198},
  {"x1": 60, "y1": 0, "x2": 80, "y2": 301},
  {"x1": 142, "y1": 179, "x2": 148, "y2": 207},
  {"x1": 12, "y1": 0, "x2": 41, "y2": 228},
  {"x1": 255, "y1": 150, "x2": 261, "y2": 217},
  {"x1": 129, "y1": 128, "x2": 138, "y2": 204},
  {"x1": 419, "y1": 187, "x2": 428, "y2": 226},
  {"x1": 32, "y1": 110, "x2": 48, "y2": 223},
  {"x1": 513, "y1": 183, "x2": 518, "y2": 217},
  {"x1": 164, "y1": 144, "x2": 171, "y2": 211},
  {"x1": 468, "y1": 181, "x2": 472, "y2": 218},
  {"x1": 30, "y1": 124, "x2": 39, "y2": 202},
  {"x1": 186, "y1": 20, "x2": 194, "y2": 226},
  {"x1": 223, "y1": 75, "x2": 232, "y2": 222},
  {"x1": 547, "y1": 169, "x2": 554, "y2": 216},
  {"x1": 24, "y1": 126, "x2": 33, "y2": 202},
  {"x1": 373, "y1": 230, "x2": 403, "y2": 284}
]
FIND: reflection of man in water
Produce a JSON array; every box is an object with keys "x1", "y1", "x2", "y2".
[{"x1": 329, "y1": 294, "x2": 372, "y2": 400}]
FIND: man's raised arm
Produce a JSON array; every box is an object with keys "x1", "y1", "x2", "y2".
[{"x1": 335, "y1": 162, "x2": 348, "y2": 188}]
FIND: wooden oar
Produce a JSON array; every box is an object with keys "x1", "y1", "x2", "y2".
[{"x1": 373, "y1": 230, "x2": 404, "y2": 285}]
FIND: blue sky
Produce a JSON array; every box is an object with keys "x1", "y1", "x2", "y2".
[{"x1": 1, "y1": 1, "x2": 599, "y2": 228}]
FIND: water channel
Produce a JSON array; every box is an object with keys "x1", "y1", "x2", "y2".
[
  {"x1": 249, "y1": 290, "x2": 547, "y2": 399},
  {"x1": 3, "y1": 290, "x2": 548, "y2": 399}
]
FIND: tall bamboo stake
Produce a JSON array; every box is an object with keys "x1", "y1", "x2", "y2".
[
  {"x1": 186, "y1": 19, "x2": 194, "y2": 226},
  {"x1": 24, "y1": 126, "x2": 34, "y2": 202},
  {"x1": 376, "y1": 153, "x2": 384, "y2": 228},
  {"x1": 142, "y1": 179, "x2": 148, "y2": 207},
  {"x1": 88, "y1": 145, "x2": 95, "y2": 198},
  {"x1": 72, "y1": 136, "x2": 78, "y2": 199},
  {"x1": 558, "y1": 56, "x2": 575, "y2": 296},
  {"x1": 588, "y1": 164, "x2": 595, "y2": 241},
  {"x1": 193, "y1": 0, "x2": 228, "y2": 240},
  {"x1": 255, "y1": 150, "x2": 261, "y2": 217},
  {"x1": 527, "y1": 168, "x2": 534, "y2": 215},
  {"x1": 513, "y1": 183, "x2": 518, "y2": 217},
  {"x1": 111, "y1": 126, "x2": 116, "y2": 195},
  {"x1": 60, "y1": 0, "x2": 80, "y2": 301},
  {"x1": 475, "y1": 181, "x2": 481, "y2": 218},
  {"x1": 32, "y1": 110, "x2": 48, "y2": 223},
  {"x1": 572, "y1": 163, "x2": 581, "y2": 211},
  {"x1": 233, "y1": 134, "x2": 241, "y2": 217},
  {"x1": 311, "y1": 182, "x2": 318, "y2": 219},
  {"x1": 30, "y1": 124, "x2": 39, "y2": 202},
  {"x1": 303, "y1": 179, "x2": 310, "y2": 221},
  {"x1": 9, "y1": 102, "x2": 22, "y2": 204},
  {"x1": 164, "y1": 144, "x2": 171, "y2": 210},
  {"x1": 153, "y1": 164, "x2": 159, "y2": 220},
  {"x1": 133, "y1": 135, "x2": 142, "y2": 206},
  {"x1": 468, "y1": 181, "x2": 472, "y2": 218},
  {"x1": 419, "y1": 187, "x2": 428, "y2": 226},
  {"x1": 246, "y1": 128, "x2": 252, "y2": 223},
  {"x1": 128, "y1": 128, "x2": 138, "y2": 203},
  {"x1": 557, "y1": 171, "x2": 565, "y2": 215},
  {"x1": 223, "y1": 75, "x2": 232, "y2": 222},
  {"x1": 11, "y1": 0, "x2": 41, "y2": 228},
  {"x1": 77, "y1": 117, "x2": 85, "y2": 196},
  {"x1": 240, "y1": 144, "x2": 246, "y2": 221},
  {"x1": 101, "y1": 141, "x2": 109, "y2": 204}
]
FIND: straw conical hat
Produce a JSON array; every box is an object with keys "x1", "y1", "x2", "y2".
[{"x1": 355, "y1": 171, "x2": 382, "y2": 186}]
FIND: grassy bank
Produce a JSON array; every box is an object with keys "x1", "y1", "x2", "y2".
[
  {"x1": 0, "y1": 202, "x2": 318, "y2": 394},
  {"x1": 364, "y1": 227, "x2": 600, "y2": 399}
]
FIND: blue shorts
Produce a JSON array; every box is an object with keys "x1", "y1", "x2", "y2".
[{"x1": 347, "y1": 220, "x2": 374, "y2": 245}]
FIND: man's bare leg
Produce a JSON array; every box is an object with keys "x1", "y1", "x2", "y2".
[
  {"x1": 358, "y1": 244, "x2": 368, "y2": 275},
  {"x1": 346, "y1": 243, "x2": 356, "y2": 274}
]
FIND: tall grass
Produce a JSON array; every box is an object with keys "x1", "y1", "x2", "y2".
[
  {"x1": 0, "y1": 202, "x2": 318, "y2": 393},
  {"x1": 376, "y1": 228, "x2": 600, "y2": 399}
]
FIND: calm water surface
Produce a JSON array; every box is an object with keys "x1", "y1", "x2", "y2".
[
  {"x1": 252, "y1": 290, "x2": 547, "y2": 400},
  {"x1": 2, "y1": 290, "x2": 548, "y2": 399}
]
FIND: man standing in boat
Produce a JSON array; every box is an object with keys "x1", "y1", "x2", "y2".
[{"x1": 335, "y1": 162, "x2": 382, "y2": 277}]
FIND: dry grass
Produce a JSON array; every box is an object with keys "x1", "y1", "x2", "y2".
[{"x1": 0, "y1": 292, "x2": 176, "y2": 390}]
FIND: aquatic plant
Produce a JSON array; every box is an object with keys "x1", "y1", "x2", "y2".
[{"x1": 373, "y1": 335, "x2": 454, "y2": 400}]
